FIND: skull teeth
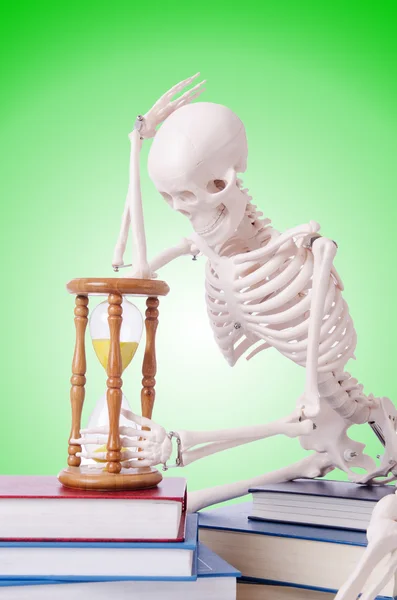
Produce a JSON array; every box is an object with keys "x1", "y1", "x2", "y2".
[{"x1": 196, "y1": 205, "x2": 226, "y2": 235}]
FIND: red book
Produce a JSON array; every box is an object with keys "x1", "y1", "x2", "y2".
[{"x1": 0, "y1": 475, "x2": 187, "y2": 542}]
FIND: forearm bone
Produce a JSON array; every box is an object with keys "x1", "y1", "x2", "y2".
[{"x1": 172, "y1": 412, "x2": 314, "y2": 467}]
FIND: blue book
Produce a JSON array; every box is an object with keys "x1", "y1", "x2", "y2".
[
  {"x1": 198, "y1": 502, "x2": 395, "y2": 599},
  {"x1": 0, "y1": 544, "x2": 240, "y2": 600},
  {"x1": 0, "y1": 514, "x2": 198, "y2": 581},
  {"x1": 249, "y1": 478, "x2": 395, "y2": 531}
]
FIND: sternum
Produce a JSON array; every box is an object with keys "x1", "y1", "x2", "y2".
[
  {"x1": 207, "y1": 217, "x2": 277, "y2": 329},
  {"x1": 214, "y1": 257, "x2": 245, "y2": 327}
]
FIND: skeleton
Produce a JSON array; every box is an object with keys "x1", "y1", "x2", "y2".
[{"x1": 72, "y1": 76, "x2": 397, "y2": 590}]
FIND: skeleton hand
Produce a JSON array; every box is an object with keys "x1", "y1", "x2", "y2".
[
  {"x1": 138, "y1": 73, "x2": 206, "y2": 139},
  {"x1": 71, "y1": 409, "x2": 172, "y2": 469}
]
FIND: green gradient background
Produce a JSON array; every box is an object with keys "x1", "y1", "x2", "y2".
[{"x1": 1, "y1": 2, "x2": 396, "y2": 499}]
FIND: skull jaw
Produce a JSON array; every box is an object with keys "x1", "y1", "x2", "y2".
[{"x1": 190, "y1": 198, "x2": 247, "y2": 249}]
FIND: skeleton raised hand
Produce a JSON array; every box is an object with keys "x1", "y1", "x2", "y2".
[{"x1": 136, "y1": 73, "x2": 206, "y2": 140}]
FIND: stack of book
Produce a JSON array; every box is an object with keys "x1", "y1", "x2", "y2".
[
  {"x1": 198, "y1": 479, "x2": 397, "y2": 599},
  {"x1": 0, "y1": 476, "x2": 240, "y2": 599}
]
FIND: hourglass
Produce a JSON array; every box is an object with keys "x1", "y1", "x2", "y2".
[{"x1": 58, "y1": 277, "x2": 170, "y2": 491}]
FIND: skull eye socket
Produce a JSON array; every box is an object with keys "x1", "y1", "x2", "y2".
[
  {"x1": 178, "y1": 191, "x2": 197, "y2": 203},
  {"x1": 206, "y1": 179, "x2": 227, "y2": 194},
  {"x1": 160, "y1": 191, "x2": 196, "y2": 205},
  {"x1": 160, "y1": 192, "x2": 173, "y2": 204}
]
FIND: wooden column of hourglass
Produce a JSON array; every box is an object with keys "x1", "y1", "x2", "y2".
[{"x1": 58, "y1": 277, "x2": 170, "y2": 491}]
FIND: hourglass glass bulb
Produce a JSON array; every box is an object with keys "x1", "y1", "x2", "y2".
[{"x1": 89, "y1": 299, "x2": 143, "y2": 373}]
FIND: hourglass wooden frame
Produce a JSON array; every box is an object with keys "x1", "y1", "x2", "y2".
[{"x1": 58, "y1": 277, "x2": 170, "y2": 491}]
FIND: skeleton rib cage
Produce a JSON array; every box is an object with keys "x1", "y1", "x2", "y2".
[{"x1": 203, "y1": 212, "x2": 372, "y2": 425}]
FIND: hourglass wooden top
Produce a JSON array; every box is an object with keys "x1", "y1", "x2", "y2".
[{"x1": 66, "y1": 278, "x2": 170, "y2": 297}]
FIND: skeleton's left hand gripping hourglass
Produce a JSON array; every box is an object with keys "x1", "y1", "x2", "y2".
[{"x1": 58, "y1": 278, "x2": 169, "y2": 491}]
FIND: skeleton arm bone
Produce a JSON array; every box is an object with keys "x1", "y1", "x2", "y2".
[
  {"x1": 146, "y1": 238, "x2": 199, "y2": 274},
  {"x1": 112, "y1": 134, "x2": 191, "y2": 276},
  {"x1": 177, "y1": 415, "x2": 314, "y2": 466},
  {"x1": 128, "y1": 130, "x2": 148, "y2": 277},
  {"x1": 112, "y1": 130, "x2": 148, "y2": 275},
  {"x1": 112, "y1": 195, "x2": 131, "y2": 267},
  {"x1": 299, "y1": 237, "x2": 338, "y2": 418},
  {"x1": 120, "y1": 237, "x2": 199, "y2": 278}
]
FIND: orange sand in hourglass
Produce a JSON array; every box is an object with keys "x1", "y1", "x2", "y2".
[{"x1": 92, "y1": 340, "x2": 139, "y2": 372}]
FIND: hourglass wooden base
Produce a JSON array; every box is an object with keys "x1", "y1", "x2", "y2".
[
  {"x1": 59, "y1": 278, "x2": 170, "y2": 492},
  {"x1": 58, "y1": 466, "x2": 163, "y2": 491}
]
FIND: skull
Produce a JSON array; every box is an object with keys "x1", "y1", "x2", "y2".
[{"x1": 148, "y1": 102, "x2": 248, "y2": 247}]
